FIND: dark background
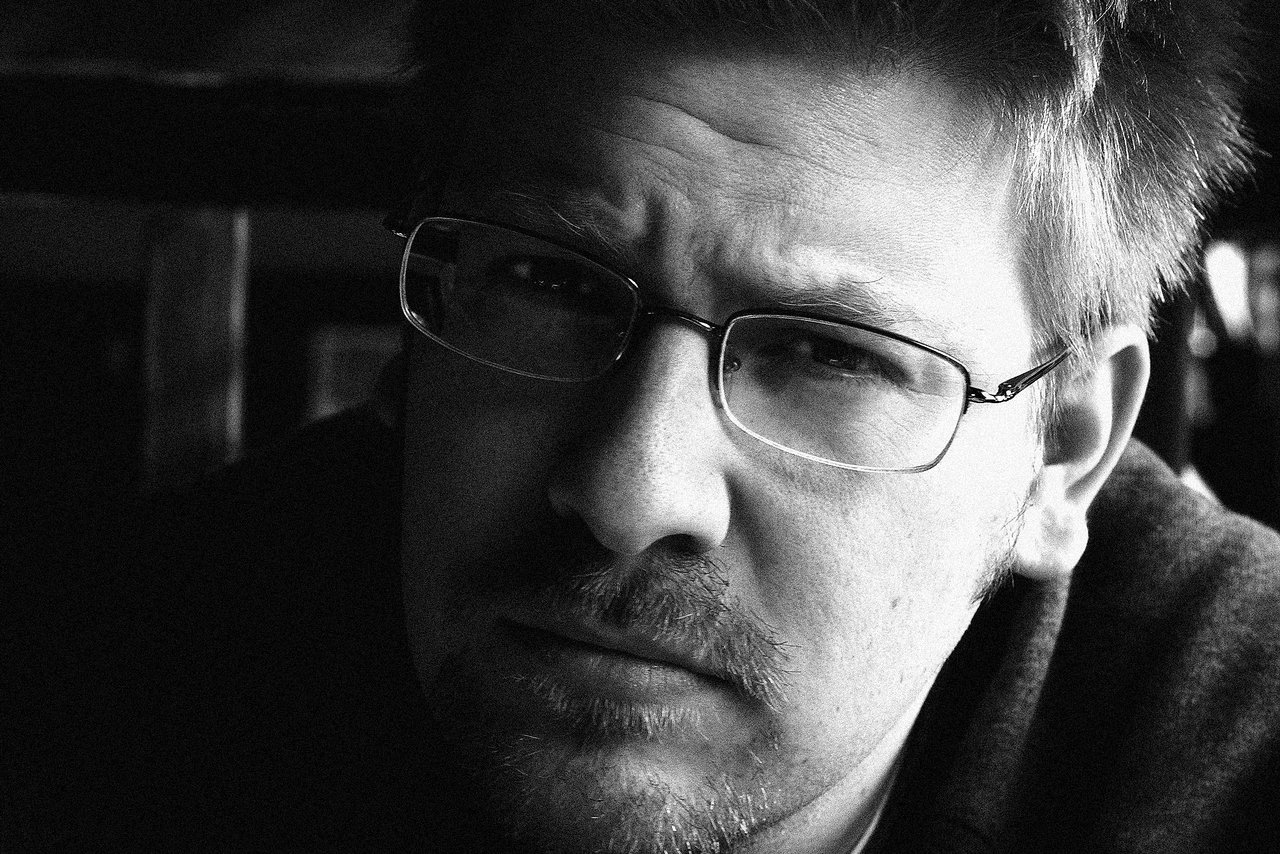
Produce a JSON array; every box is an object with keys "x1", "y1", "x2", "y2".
[{"x1": 3, "y1": 0, "x2": 1280, "y2": 525}]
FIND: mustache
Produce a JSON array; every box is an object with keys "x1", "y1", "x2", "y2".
[{"x1": 497, "y1": 518, "x2": 793, "y2": 709}]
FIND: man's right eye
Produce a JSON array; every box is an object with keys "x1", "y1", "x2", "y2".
[{"x1": 492, "y1": 255, "x2": 600, "y2": 299}]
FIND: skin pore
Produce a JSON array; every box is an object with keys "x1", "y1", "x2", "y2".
[{"x1": 399, "y1": 17, "x2": 1148, "y2": 854}]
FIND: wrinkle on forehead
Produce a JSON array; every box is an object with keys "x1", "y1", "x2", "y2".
[
  {"x1": 483, "y1": 45, "x2": 1007, "y2": 213},
  {"x1": 478, "y1": 0, "x2": 1009, "y2": 176},
  {"x1": 618, "y1": 91, "x2": 841, "y2": 181}
]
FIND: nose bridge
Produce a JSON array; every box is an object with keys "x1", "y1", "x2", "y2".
[
  {"x1": 546, "y1": 319, "x2": 733, "y2": 557},
  {"x1": 641, "y1": 305, "x2": 722, "y2": 339},
  {"x1": 633, "y1": 305, "x2": 727, "y2": 396}
]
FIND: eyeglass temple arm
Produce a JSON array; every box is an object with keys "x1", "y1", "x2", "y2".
[
  {"x1": 967, "y1": 350, "x2": 1071, "y2": 405},
  {"x1": 386, "y1": 179, "x2": 437, "y2": 238}
]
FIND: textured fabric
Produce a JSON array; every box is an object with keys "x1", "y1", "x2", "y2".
[
  {"x1": 871, "y1": 442, "x2": 1280, "y2": 853},
  {"x1": 9, "y1": 413, "x2": 1280, "y2": 850}
]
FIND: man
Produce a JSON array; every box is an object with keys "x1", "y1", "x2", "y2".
[
  {"x1": 379, "y1": 0, "x2": 1277, "y2": 851},
  {"x1": 9, "y1": 0, "x2": 1279, "y2": 852}
]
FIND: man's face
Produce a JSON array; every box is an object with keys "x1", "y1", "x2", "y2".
[{"x1": 402, "y1": 33, "x2": 1045, "y2": 854}]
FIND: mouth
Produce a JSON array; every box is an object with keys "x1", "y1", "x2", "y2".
[
  {"x1": 497, "y1": 616, "x2": 734, "y2": 700},
  {"x1": 517, "y1": 615, "x2": 720, "y2": 676}
]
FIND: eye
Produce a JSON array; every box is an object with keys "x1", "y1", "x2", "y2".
[
  {"x1": 793, "y1": 333, "x2": 906, "y2": 383},
  {"x1": 491, "y1": 254, "x2": 600, "y2": 300}
]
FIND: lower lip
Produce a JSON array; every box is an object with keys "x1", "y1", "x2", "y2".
[{"x1": 497, "y1": 622, "x2": 726, "y2": 702}]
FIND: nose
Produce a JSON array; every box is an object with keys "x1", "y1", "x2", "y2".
[{"x1": 545, "y1": 323, "x2": 733, "y2": 556}]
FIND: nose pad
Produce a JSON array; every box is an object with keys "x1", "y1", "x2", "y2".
[{"x1": 545, "y1": 326, "x2": 733, "y2": 557}]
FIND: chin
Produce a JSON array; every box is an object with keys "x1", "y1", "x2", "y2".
[
  {"x1": 425, "y1": 651, "x2": 793, "y2": 854},
  {"x1": 477, "y1": 742, "x2": 773, "y2": 854}
]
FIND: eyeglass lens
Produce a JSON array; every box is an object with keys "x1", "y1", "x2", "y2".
[
  {"x1": 719, "y1": 315, "x2": 966, "y2": 469},
  {"x1": 403, "y1": 219, "x2": 637, "y2": 380},
  {"x1": 402, "y1": 218, "x2": 968, "y2": 470}
]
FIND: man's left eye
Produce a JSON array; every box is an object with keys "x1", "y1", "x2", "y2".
[{"x1": 802, "y1": 336, "x2": 899, "y2": 380}]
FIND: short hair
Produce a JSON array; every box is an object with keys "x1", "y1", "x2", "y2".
[{"x1": 407, "y1": 0, "x2": 1253, "y2": 378}]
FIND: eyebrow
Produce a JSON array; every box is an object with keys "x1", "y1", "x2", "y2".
[
  {"x1": 751, "y1": 277, "x2": 911, "y2": 326},
  {"x1": 743, "y1": 277, "x2": 972, "y2": 359},
  {"x1": 477, "y1": 171, "x2": 631, "y2": 264}
]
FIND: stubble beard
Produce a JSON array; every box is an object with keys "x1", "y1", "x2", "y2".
[
  {"x1": 429, "y1": 652, "x2": 785, "y2": 854},
  {"x1": 416, "y1": 517, "x2": 1023, "y2": 854},
  {"x1": 418, "y1": 523, "x2": 797, "y2": 854}
]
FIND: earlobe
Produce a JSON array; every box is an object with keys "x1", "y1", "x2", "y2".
[
  {"x1": 1013, "y1": 326, "x2": 1151, "y2": 580},
  {"x1": 1012, "y1": 490, "x2": 1091, "y2": 581}
]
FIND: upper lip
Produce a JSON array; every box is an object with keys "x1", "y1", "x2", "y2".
[{"x1": 505, "y1": 610, "x2": 721, "y2": 682}]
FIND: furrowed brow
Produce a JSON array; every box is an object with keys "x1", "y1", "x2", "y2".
[
  {"x1": 480, "y1": 174, "x2": 630, "y2": 265},
  {"x1": 761, "y1": 279, "x2": 971, "y2": 358},
  {"x1": 465, "y1": 172, "x2": 973, "y2": 361},
  {"x1": 765, "y1": 280, "x2": 908, "y2": 324}
]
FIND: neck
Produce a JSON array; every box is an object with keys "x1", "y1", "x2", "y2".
[{"x1": 735, "y1": 677, "x2": 933, "y2": 854}]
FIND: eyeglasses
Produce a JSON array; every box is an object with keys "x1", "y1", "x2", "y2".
[{"x1": 394, "y1": 216, "x2": 1068, "y2": 473}]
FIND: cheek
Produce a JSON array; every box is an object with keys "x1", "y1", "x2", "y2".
[
  {"x1": 400, "y1": 347, "x2": 581, "y2": 672},
  {"x1": 402, "y1": 346, "x2": 578, "y2": 537},
  {"x1": 731, "y1": 447, "x2": 1030, "y2": 750},
  {"x1": 741, "y1": 447, "x2": 1025, "y2": 612},
  {"x1": 748, "y1": 482, "x2": 992, "y2": 668}
]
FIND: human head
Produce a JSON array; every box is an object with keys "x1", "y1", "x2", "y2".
[{"x1": 394, "y1": 2, "x2": 1247, "y2": 852}]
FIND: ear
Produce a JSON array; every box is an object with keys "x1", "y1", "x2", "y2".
[{"x1": 1012, "y1": 326, "x2": 1150, "y2": 580}]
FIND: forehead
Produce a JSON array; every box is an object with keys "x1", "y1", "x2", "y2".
[{"x1": 441, "y1": 29, "x2": 1034, "y2": 372}]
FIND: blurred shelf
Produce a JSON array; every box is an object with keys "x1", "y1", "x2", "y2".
[{"x1": 0, "y1": 72, "x2": 422, "y2": 208}]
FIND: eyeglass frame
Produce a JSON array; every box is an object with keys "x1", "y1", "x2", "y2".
[{"x1": 389, "y1": 214, "x2": 1071, "y2": 473}]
